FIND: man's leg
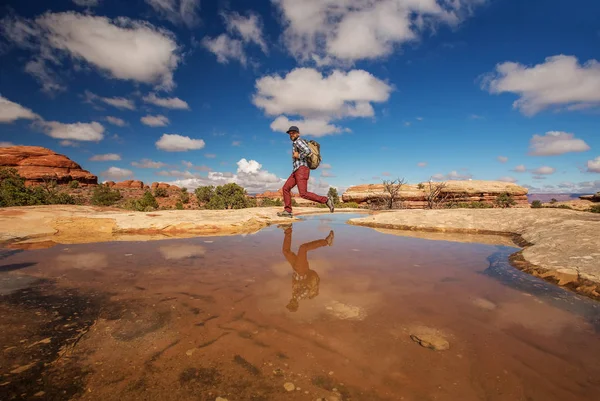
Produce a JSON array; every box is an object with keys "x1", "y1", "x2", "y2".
[
  {"x1": 282, "y1": 226, "x2": 297, "y2": 266},
  {"x1": 295, "y1": 166, "x2": 328, "y2": 204},
  {"x1": 282, "y1": 172, "x2": 297, "y2": 213}
]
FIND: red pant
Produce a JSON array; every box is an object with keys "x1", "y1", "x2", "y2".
[{"x1": 283, "y1": 166, "x2": 327, "y2": 212}]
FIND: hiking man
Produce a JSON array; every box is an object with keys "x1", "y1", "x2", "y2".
[{"x1": 277, "y1": 125, "x2": 334, "y2": 217}]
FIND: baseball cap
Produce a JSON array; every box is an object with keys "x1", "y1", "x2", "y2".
[{"x1": 286, "y1": 126, "x2": 299, "y2": 133}]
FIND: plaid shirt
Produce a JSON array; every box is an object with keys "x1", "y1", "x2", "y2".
[{"x1": 292, "y1": 138, "x2": 312, "y2": 171}]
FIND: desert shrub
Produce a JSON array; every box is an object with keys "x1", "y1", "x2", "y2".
[
  {"x1": 531, "y1": 200, "x2": 542, "y2": 208},
  {"x1": 446, "y1": 201, "x2": 492, "y2": 209},
  {"x1": 125, "y1": 191, "x2": 159, "y2": 211},
  {"x1": 69, "y1": 180, "x2": 80, "y2": 189},
  {"x1": 417, "y1": 183, "x2": 425, "y2": 190},
  {"x1": 556, "y1": 204, "x2": 573, "y2": 210},
  {"x1": 328, "y1": 187, "x2": 340, "y2": 205},
  {"x1": 590, "y1": 204, "x2": 600, "y2": 213},
  {"x1": 180, "y1": 188, "x2": 190, "y2": 204},
  {"x1": 0, "y1": 168, "x2": 76, "y2": 207},
  {"x1": 494, "y1": 193, "x2": 516, "y2": 208},
  {"x1": 175, "y1": 201, "x2": 184, "y2": 210},
  {"x1": 247, "y1": 197, "x2": 258, "y2": 208},
  {"x1": 154, "y1": 187, "x2": 168, "y2": 197},
  {"x1": 261, "y1": 197, "x2": 283, "y2": 207},
  {"x1": 91, "y1": 184, "x2": 122, "y2": 206},
  {"x1": 195, "y1": 185, "x2": 215, "y2": 204},
  {"x1": 338, "y1": 201, "x2": 361, "y2": 208},
  {"x1": 197, "y1": 183, "x2": 251, "y2": 210},
  {"x1": 550, "y1": 198, "x2": 558, "y2": 204},
  {"x1": 292, "y1": 198, "x2": 298, "y2": 207}
]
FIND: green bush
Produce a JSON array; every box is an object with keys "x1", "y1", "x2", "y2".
[
  {"x1": 417, "y1": 183, "x2": 425, "y2": 190},
  {"x1": 590, "y1": 204, "x2": 600, "y2": 213},
  {"x1": 195, "y1": 185, "x2": 215, "y2": 204},
  {"x1": 0, "y1": 168, "x2": 76, "y2": 207},
  {"x1": 556, "y1": 204, "x2": 573, "y2": 210},
  {"x1": 494, "y1": 193, "x2": 516, "y2": 208},
  {"x1": 550, "y1": 198, "x2": 558, "y2": 204},
  {"x1": 531, "y1": 200, "x2": 542, "y2": 208},
  {"x1": 154, "y1": 187, "x2": 168, "y2": 197},
  {"x1": 337, "y1": 201, "x2": 361, "y2": 208},
  {"x1": 327, "y1": 187, "x2": 339, "y2": 205},
  {"x1": 446, "y1": 201, "x2": 492, "y2": 209},
  {"x1": 175, "y1": 201, "x2": 184, "y2": 210},
  {"x1": 91, "y1": 184, "x2": 122, "y2": 206},
  {"x1": 69, "y1": 180, "x2": 80, "y2": 189},
  {"x1": 261, "y1": 197, "x2": 283, "y2": 207},
  {"x1": 125, "y1": 191, "x2": 159, "y2": 211}
]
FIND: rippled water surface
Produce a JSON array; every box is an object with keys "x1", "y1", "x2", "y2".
[{"x1": 1, "y1": 213, "x2": 599, "y2": 401}]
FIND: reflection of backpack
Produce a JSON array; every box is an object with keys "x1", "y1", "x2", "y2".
[{"x1": 304, "y1": 139, "x2": 321, "y2": 170}]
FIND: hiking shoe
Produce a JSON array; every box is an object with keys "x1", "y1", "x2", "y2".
[
  {"x1": 277, "y1": 211, "x2": 293, "y2": 218},
  {"x1": 326, "y1": 196, "x2": 335, "y2": 213}
]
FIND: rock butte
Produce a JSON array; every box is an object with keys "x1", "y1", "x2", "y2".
[
  {"x1": 0, "y1": 146, "x2": 97, "y2": 186},
  {"x1": 342, "y1": 180, "x2": 530, "y2": 208}
]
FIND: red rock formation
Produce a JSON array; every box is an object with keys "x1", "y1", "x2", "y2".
[
  {"x1": 0, "y1": 146, "x2": 97, "y2": 185},
  {"x1": 342, "y1": 180, "x2": 529, "y2": 208},
  {"x1": 112, "y1": 180, "x2": 145, "y2": 189},
  {"x1": 255, "y1": 189, "x2": 299, "y2": 198},
  {"x1": 150, "y1": 182, "x2": 180, "y2": 191}
]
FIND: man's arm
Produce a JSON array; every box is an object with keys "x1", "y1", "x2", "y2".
[{"x1": 295, "y1": 139, "x2": 312, "y2": 160}]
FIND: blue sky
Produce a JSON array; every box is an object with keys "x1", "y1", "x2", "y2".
[{"x1": 1, "y1": 0, "x2": 599, "y2": 195}]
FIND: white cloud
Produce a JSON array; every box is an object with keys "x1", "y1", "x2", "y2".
[
  {"x1": 321, "y1": 163, "x2": 332, "y2": 169},
  {"x1": 381, "y1": 172, "x2": 391, "y2": 176},
  {"x1": 481, "y1": 55, "x2": 600, "y2": 115},
  {"x1": 156, "y1": 170, "x2": 199, "y2": 178},
  {"x1": 39, "y1": 121, "x2": 104, "y2": 142},
  {"x1": 513, "y1": 164, "x2": 527, "y2": 173},
  {"x1": 142, "y1": 93, "x2": 190, "y2": 109},
  {"x1": 469, "y1": 114, "x2": 485, "y2": 120},
  {"x1": 232, "y1": 141, "x2": 241, "y2": 146},
  {"x1": 90, "y1": 153, "x2": 121, "y2": 161},
  {"x1": 528, "y1": 131, "x2": 590, "y2": 156},
  {"x1": 531, "y1": 166, "x2": 555, "y2": 175},
  {"x1": 273, "y1": 0, "x2": 487, "y2": 65},
  {"x1": 526, "y1": 180, "x2": 600, "y2": 194},
  {"x1": 100, "y1": 166, "x2": 133, "y2": 179},
  {"x1": 72, "y1": 0, "x2": 101, "y2": 7},
  {"x1": 587, "y1": 157, "x2": 600, "y2": 173},
  {"x1": 132, "y1": 159, "x2": 168, "y2": 168},
  {"x1": 168, "y1": 158, "x2": 288, "y2": 194},
  {"x1": 498, "y1": 176, "x2": 517, "y2": 183},
  {"x1": 0, "y1": 95, "x2": 40, "y2": 123},
  {"x1": 0, "y1": 142, "x2": 15, "y2": 147},
  {"x1": 182, "y1": 160, "x2": 193, "y2": 168},
  {"x1": 224, "y1": 11, "x2": 268, "y2": 53},
  {"x1": 254, "y1": 68, "x2": 392, "y2": 136},
  {"x1": 497, "y1": 156, "x2": 508, "y2": 163},
  {"x1": 416, "y1": 117, "x2": 423, "y2": 121},
  {"x1": 2, "y1": 12, "x2": 181, "y2": 92},
  {"x1": 24, "y1": 59, "x2": 65, "y2": 94},
  {"x1": 432, "y1": 170, "x2": 473, "y2": 181},
  {"x1": 145, "y1": 0, "x2": 200, "y2": 28},
  {"x1": 202, "y1": 34, "x2": 246, "y2": 66},
  {"x1": 270, "y1": 116, "x2": 346, "y2": 137},
  {"x1": 141, "y1": 114, "x2": 170, "y2": 127},
  {"x1": 156, "y1": 133, "x2": 205, "y2": 152},
  {"x1": 84, "y1": 91, "x2": 136, "y2": 110},
  {"x1": 205, "y1": 153, "x2": 216, "y2": 158},
  {"x1": 417, "y1": 162, "x2": 427, "y2": 167},
  {"x1": 105, "y1": 116, "x2": 127, "y2": 126},
  {"x1": 60, "y1": 140, "x2": 79, "y2": 147},
  {"x1": 322, "y1": 170, "x2": 336, "y2": 177},
  {"x1": 159, "y1": 244, "x2": 206, "y2": 260}
]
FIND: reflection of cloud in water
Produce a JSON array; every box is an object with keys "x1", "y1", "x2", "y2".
[
  {"x1": 158, "y1": 244, "x2": 206, "y2": 260},
  {"x1": 56, "y1": 253, "x2": 108, "y2": 270}
]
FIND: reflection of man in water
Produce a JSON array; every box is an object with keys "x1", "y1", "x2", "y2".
[{"x1": 279, "y1": 224, "x2": 334, "y2": 312}]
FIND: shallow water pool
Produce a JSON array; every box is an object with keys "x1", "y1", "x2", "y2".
[{"x1": 1, "y1": 213, "x2": 599, "y2": 401}]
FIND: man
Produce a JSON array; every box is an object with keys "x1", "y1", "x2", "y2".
[
  {"x1": 277, "y1": 126, "x2": 334, "y2": 217},
  {"x1": 279, "y1": 223, "x2": 334, "y2": 312}
]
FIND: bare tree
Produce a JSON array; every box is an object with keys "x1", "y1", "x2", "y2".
[
  {"x1": 424, "y1": 179, "x2": 448, "y2": 209},
  {"x1": 383, "y1": 177, "x2": 406, "y2": 209}
]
